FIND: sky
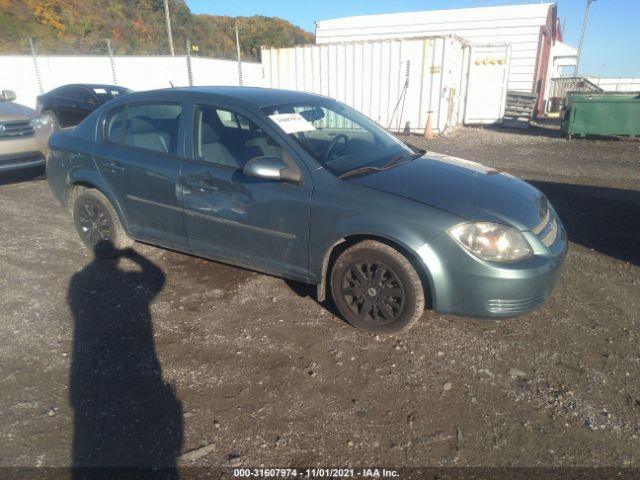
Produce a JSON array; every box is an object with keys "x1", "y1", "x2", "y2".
[{"x1": 186, "y1": 0, "x2": 640, "y2": 77}]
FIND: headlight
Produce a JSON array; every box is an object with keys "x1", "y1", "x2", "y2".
[
  {"x1": 30, "y1": 116, "x2": 49, "y2": 129},
  {"x1": 448, "y1": 222, "x2": 533, "y2": 262}
]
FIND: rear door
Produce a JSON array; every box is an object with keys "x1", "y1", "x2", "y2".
[
  {"x1": 181, "y1": 103, "x2": 312, "y2": 281},
  {"x1": 93, "y1": 102, "x2": 187, "y2": 248},
  {"x1": 55, "y1": 86, "x2": 97, "y2": 127}
]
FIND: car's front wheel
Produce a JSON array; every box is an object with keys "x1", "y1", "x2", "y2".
[
  {"x1": 330, "y1": 240, "x2": 425, "y2": 334},
  {"x1": 72, "y1": 188, "x2": 133, "y2": 257}
]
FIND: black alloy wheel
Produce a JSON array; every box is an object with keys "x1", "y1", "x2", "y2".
[
  {"x1": 341, "y1": 262, "x2": 406, "y2": 324},
  {"x1": 72, "y1": 188, "x2": 134, "y2": 257},
  {"x1": 76, "y1": 201, "x2": 112, "y2": 250},
  {"x1": 330, "y1": 240, "x2": 425, "y2": 333}
]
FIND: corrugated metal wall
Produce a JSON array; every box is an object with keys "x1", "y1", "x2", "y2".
[
  {"x1": 315, "y1": 3, "x2": 553, "y2": 93},
  {"x1": 262, "y1": 37, "x2": 470, "y2": 134}
]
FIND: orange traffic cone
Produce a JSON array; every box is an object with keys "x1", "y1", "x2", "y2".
[{"x1": 424, "y1": 112, "x2": 433, "y2": 140}]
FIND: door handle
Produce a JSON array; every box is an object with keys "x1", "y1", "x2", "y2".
[
  {"x1": 105, "y1": 161, "x2": 124, "y2": 173},
  {"x1": 184, "y1": 181, "x2": 218, "y2": 193}
]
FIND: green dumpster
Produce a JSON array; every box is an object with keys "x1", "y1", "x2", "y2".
[{"x1": 561, "y1": 92, "x2": 640, "y2": 138}]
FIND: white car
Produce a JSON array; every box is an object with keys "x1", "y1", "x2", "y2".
[{"x1": 0, "y1": 90, "x2": 53, "y2": 173}]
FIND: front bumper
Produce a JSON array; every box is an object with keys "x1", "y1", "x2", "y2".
[
  {"x1": 417, "y1": 214, "x2": 568, "y2": 319},
  {"x1": 0, "y1": 124, "x2": 52, "y2": 172},
  {"x1": 0, "y1": 151, "x2": 46, "y2": 172}
]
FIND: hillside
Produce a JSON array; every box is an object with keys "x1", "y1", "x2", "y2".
[{"x1": 0, "y1": 0, "x2": 315, "y2": 60}]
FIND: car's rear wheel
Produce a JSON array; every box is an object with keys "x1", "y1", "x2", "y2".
[
  {"x1": 72, "y1": 188, "x2": 133, "y2": 257},
  {"x1": 330, "y1": 240, "x2": 425, "y2": 334}
]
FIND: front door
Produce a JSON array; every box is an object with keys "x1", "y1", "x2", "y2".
[
  {"x1": 94, "y1": 102, "x2": 187, "y2": 247},
  {"x1": 181, "y1": 104, "x2": 312, "y2": 281}
]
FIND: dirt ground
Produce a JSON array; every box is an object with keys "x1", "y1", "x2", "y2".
[{"x1": 1, "y1": 124, "x2": 639, "y2": 475}]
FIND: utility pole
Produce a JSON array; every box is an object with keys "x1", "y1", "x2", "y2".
[
  {"x1": 235, "y1": 25, "x2": 243, "y2": 86},
  {"x1": 29, "y1": 37, "x2": 43, "y2": 94},
  {"x1": 106, "y1": 39, "x2": 117, "y2": 85},
  {"x1": 186, "y1": 37, "x2": 193, "y2": 86},
  {"x1": 575, "y1": 0, "x2": 596, "y2": 76},
  {"x1": 164, "y1": 0, "x2": 175, "y2": 56}
]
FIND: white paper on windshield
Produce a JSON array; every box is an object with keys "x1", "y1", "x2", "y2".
[{"x1": 269, "y1": 113, "x2": 316, "y2": 134}]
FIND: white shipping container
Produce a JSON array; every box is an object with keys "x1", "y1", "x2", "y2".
[{"x1": 262, "y1": 36, "x2": 471, "y2": 134}]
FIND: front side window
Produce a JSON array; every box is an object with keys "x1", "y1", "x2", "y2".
[
  {"x1": 262, "y1": 100, "x2": 415, "y2": 177},
  {"x1": 194, "y1": 106, "x2": 283, "y2": 169},
  {"x1": 121, "y1": 104, "x2": 182, "y2": 155}
]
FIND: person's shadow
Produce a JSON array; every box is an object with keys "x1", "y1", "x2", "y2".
[{"x1": 68, "y1": 247, "x2": 183, "y2": 479}]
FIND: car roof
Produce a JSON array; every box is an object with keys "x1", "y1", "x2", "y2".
[
  {"x1": 54, "y1": 84, "x2": 128, "y2": 91},
  {"x1": 114, "y1": 86, "x2": 332, "y2": 109}
]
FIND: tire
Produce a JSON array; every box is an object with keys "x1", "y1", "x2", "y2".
[
  {"x1": 72, "y1": 188, "x2": 133, "y2": 257},
  {"x1": 42, "y1": 110, "x2": 60, "y2": 131},
  {"x1": 330, "y1": 240, "x2": 425, "y2": 334}
]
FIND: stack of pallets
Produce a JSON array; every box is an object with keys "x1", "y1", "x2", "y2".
[{"x1": 503, "y1": 91, "x2": 537, "y2": 128}]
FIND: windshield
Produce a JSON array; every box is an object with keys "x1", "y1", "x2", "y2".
[{"x1": 262, "y1": 99, "x2": 416, "y2": 177}]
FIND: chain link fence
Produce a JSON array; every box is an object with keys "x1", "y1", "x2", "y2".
[{"x1": 1, "y1": 37, "x2": 263, "y2": 109}]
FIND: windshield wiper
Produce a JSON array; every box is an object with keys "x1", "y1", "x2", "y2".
[
  {"x1": 338, "y1": 165, "x2": 387, "y2": 179},
  {"x1": 382, "y1": 151, "x2": 424, "y2": 169},
  {"x1": 402, "y1": 139, "x2": 427, "y2": 155},
  {"x1": 338, "y1": 151, "x2": 424, "y2": 179}
]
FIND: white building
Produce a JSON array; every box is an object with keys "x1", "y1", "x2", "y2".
[{"x1": 315, "y1": 3, "x2": 577, "y2": 115}]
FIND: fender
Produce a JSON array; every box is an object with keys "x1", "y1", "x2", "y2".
[
  {"x1": 314, "y1": 228, "x2": 438, "y2": 307},
  {"x1": 66, "y1": 166, "x2": 133, "y2": 236}
]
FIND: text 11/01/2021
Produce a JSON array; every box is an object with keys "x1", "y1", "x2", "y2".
[{"x1": 233, "y1": 468, "x2": 399, "y2": 478}]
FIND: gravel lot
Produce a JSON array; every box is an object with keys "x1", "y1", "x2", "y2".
[{"x1": 1, "y1": 124, "x2": 639, "y2": 474}]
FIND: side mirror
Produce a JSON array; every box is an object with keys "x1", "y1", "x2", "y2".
[
  {"x1": 1, "y1": 90, "x2": 17, "y2": 101},
  {"x1": 85, "y1": 97, "x2": 98, "y2": 106},
  {"x1": 243, "y1": 156, "x2": 301, "y2": 183}
]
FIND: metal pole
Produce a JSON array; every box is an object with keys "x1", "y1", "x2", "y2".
[
  {"x1": 29, "y1": 37, "x2": 43, "y2": 94},
  {"x1": 106, "y1": 39, "x2": 117, "y2": 85},
  {"x1": 235, "y1": 25, "x2": 243, "y2": 86},
  {"x1": 186, "y1": 37, "x2": 193, "y2": 86},
  {"x1": 574, "y1": 0, "x2": 596, "y2": 75},
  {"x1": 164, "y1": 0, "x2": 175, "y2": 56}
]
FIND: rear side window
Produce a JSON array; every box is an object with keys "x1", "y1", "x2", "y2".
[
  {"x1": 56, "y1": 86, "x2": 90, "y2": 101},
  {"x1": 105, "y1": 103, "x2": 182, "y2": 155},
  {"x1": 105, "y1": 107, "x2": 125, "y2": 144}
]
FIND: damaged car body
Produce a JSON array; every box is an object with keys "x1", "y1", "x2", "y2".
[{"x1": 47, "y1": 87, "x2": 568, "y2": 333}]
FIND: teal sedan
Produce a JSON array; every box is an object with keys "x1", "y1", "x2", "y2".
[{"x1": 47, "y1": 87, "x2": 567, "y2": 333}]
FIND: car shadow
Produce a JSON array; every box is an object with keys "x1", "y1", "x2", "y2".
[
  {"x1": 283, "y1": 279, "x2": 347, "y2": 323},
  {"x1": 68, "y1": 247, "x2": 183, "y2": 479},
  {"x1": 529, "y1": 180, "x2": 640, "y2": 266},
  {"x1": 0, "y1": 166, "x2": 46, "y2": 186}
]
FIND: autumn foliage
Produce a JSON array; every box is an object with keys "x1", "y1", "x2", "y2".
[{"x1": 0, "y1": 0, "x2": 315, "y2": 59}]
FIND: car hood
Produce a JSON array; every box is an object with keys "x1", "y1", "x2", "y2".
[
  {"x1": 348, "y1": 152, "x2": 548, "y2": 231},
  {"x1": 0, "y1": 101, "x2": 36, "y2": 122}
]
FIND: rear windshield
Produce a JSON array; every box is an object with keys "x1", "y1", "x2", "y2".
[{"x1": 93, "y1": 87, "x2": 131, "y2": 104}]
